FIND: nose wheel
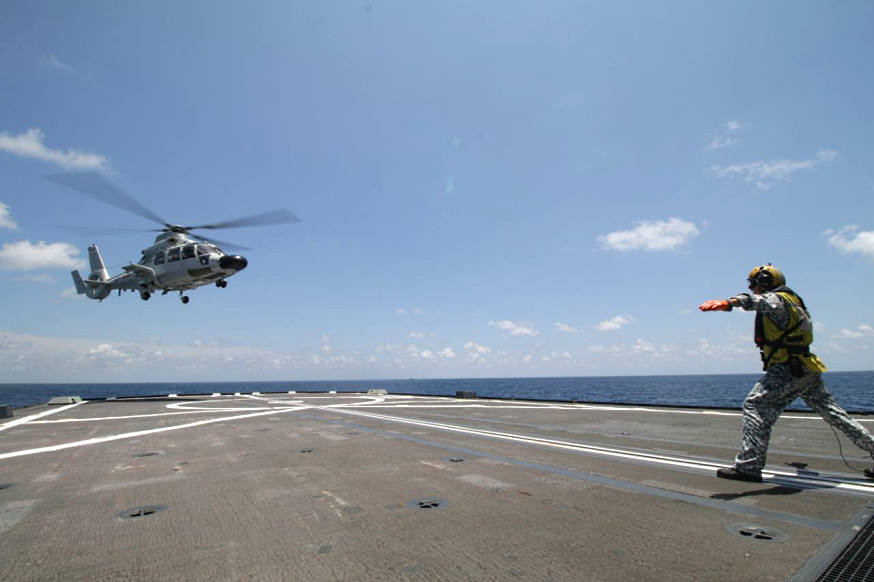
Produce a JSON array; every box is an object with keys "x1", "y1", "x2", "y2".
[
  {"x1": 179, "y1": 293, "x2": 190, "y2": 304},
  {"x1": 216, "y1": 280, "x2": 227, "y2": 288}
]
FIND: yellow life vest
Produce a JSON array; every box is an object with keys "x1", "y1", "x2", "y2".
[{"x1": 754, "y1": 289, "x2": 827, "y2": 373}]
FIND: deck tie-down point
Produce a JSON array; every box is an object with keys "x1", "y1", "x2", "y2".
[
  {"x1": 408, "y1": 498, "x2": 447, "y2": 510},
  {"x1": 726, "y1": 523, "x2": 787, "y2": 542},
  {"x1": 118, "y1": 505, "x2": 165, "y2": 520}
]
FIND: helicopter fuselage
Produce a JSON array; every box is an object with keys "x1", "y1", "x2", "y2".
[
  {"x1": 47, "y1": 170, "x2": 296, "y2": 304},
  {"x1": 71, "y1": 233, "x2": 247, "y2": 303}
]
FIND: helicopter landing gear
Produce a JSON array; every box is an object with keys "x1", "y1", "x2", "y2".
[
  {"x1": 139, "y1": 289, "x2": 151, "y2": 301},
  {"x1": 216, "y1": 280, "x2": 227, "y2": 288},
  {"x1": 179, "y1": 293, "x2": 190, "y2": 304}
]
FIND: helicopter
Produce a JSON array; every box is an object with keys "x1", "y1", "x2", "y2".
[{"x1": 45, "y1": 172, "x2": 300, "y2": 304}]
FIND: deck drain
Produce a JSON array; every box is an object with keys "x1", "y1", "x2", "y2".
[
  {"x1": 118, "y1": 505, "x2": 165, "y2": 520},
  {"x1": 446, "y1": 457, "x2": 465, "y2": 463},
  {"x1": 726, "y1": 523, "x2": 787, "y2": 542},
  {"x1": 298, "y1": 448, "x2": 315, "y2": 454},
  {"x1": 132, "y1": 451, "x2": 164, "y2": 458},
  {"x1": 407, "y1": 498, "x2": 447, "y2": 510},
  {"x1": 813, "y1": 509, "x2": 874, "y2": 581}
]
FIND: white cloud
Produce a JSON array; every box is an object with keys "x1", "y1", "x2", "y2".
[
  {"x1": 321, "y1": 344, "x2": 333, "y2": 354},
  {"x1": 45, "y1": 55, "x2": 79, "y2": 75},
  {"x1": 438, "y1": 347, "x2": 456, "y2": 359},
  {"x1": 445, "y1": 175, "x2": 455, "y2": 194},
  {"x1": 833, "y1": 324, "x2": 874, "y2": 339},
  {"x1": 488, "y1": 320, "x2": 540, "y2": 336},
  {"x1": 0, "y1": 203, "x2": 20, "y2": 230},
  {"x1": 598, "y1": 217, "x2": 700, "y2": 252},
  {"x1": 0, "y1": 240, "x2": 84, "y2": 271},
  {"x1": 408, "y1": 331, "x2": 426, "y2": 338},
  {"x1": 88, "y1": 343, "x2": 127, "y2": 359},
  {"x1": 13, "y1": 273, "x2": 56, "y2": 283},
  {"x1": 0, "y1": 128, "x2": 110, "y2": 171},
  {"x1": 555, "y1": 322, "x2": 578, "y2": 333},
  {"x1": 824, "y1": 226, "x2": 874, "y2": 259},
  {"x1": 594, "y1": 315, "x2": 634, "y2": 332},
  {"x1": 395, "y1": 307, "x2": 423, "y2": 316},
  {"x1": 542, "y1": 351, "x2": 573, "y2": 362},
  {"x1": 704, "y1": 120, "x2": 743, "y2": 151},
  {"x1": 464, "y1": 341, "x2": 491, "y2": 354},
  {"x1": 710, "y1": 149, "x2": 837, "y2": 190}
]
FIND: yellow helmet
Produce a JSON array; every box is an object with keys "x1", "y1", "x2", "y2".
[{"x1": 747, "y1": 264, "x2": 785, "y2": 291}]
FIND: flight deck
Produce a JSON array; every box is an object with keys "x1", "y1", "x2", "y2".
[{"x1": 1, "y1": 392, "x2": 873, "y2": 581}]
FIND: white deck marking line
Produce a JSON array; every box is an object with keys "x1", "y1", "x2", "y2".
[
  {"x1": 328, "y1": 407, "x2": 874, "y2": 494},
  {"x1": 341, "y1": 399, "x2": 874, "y2": 422},
  {"x1": 0, "y1": 402, "x2": 85, "y2": 432},
  {"x1": 30, "y1": 409, "x2": 252, "y2": 422},
  {"x1": 0, "y1": 406, "x2": 308, "y2": 461}
]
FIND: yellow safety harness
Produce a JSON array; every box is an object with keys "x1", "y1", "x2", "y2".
[{"x1": 754, "y1": 288, "x2": 827, "y2": 374}]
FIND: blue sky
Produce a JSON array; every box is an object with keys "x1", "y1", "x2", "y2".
[{"x1": 1, "y1": 1, "x2": 873, "y2": 382}]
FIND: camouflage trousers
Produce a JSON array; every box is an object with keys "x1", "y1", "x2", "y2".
[{"x1": 734, "y1": 363, "x2": 874, "y2": 474}]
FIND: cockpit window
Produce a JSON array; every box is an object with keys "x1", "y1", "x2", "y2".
[
  {"x1": 196, "y1": 244, "x2": 212, "y2": 257},
  {"x1": 168, "y1": 247, "x2": 181, "y2": 262},
  {"x1": 154, "y1": 251, "x2": 165, "y2": 265},
  {"x1": 181, "y1": 244, "x2": 195, "y2": 259}
]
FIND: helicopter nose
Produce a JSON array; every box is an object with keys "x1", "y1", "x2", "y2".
[{"x1": 219, "y1": 255, "x2": 248, "y2": 271}]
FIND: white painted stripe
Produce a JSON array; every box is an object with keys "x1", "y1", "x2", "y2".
[
  {"x1": 330, "y1": 408, "x2": 874, "y2": 494},
  {"x1": 30, "y1": 409, "x2": 249, "y2": 422},
  {"x1": 0, "y1": 402, "x2": 84, "y2": 432},
  {"x1": 0, "y1": 406, "x2": 307, "y2": 461},
  {"x1": 338, "y1": 399, "x2": 874, "y2": 422}
]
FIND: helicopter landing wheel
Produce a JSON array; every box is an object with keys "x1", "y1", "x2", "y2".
[
  {"x1": 180, "y1": 295, "x2": 190, "y2": 304},
  {"x1": 140, "y1": 292, "x2": 151, "y2": 301},
  {"x1": 215, "y1": 280, "x2": 227, "y2": 288}
]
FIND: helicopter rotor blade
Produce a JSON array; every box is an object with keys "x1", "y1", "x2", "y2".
[
  {"x1": 185, "y1": 208, "x2": 300, "y2": 231},
  {"x1": 51, "y1": 225, "x2": 155, "y2": 236},
  {"x1": 44, "y1": 172, "x2": 168, "y2": 227},
  {"x1": 190, "y1": 232, "x2": 253, "y2": 252}
]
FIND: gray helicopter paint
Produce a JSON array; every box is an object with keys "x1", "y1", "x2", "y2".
[{"x1": 46, "y1": 170, "x2": 298, "y2": 302}]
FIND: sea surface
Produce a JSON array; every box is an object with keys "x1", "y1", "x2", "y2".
[{"x1": 2, "y1": 371, "x2": 873, "y2": 412}]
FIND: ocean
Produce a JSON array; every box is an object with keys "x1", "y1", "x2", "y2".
[{"x1": 2, "y1": 371, "x2": 873, "y2": 412}]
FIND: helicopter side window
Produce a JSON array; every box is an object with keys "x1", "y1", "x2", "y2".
[
  {"x1": 181, "y1": 244, "x2": 195, "y2": 260},
  {"x1": 196, "y1": 244, "x2": 211, "y2": 265},
  {"x1": 168, "y1": 247, "x2": 181, "y2": 262},
  {"x1": 154, "y1": 251, "x2": 165, "y2": 265}
]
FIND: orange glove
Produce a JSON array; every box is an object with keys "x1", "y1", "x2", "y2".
[{"x1": 699, "y1": 299, "x2": 731, "y2": 311}]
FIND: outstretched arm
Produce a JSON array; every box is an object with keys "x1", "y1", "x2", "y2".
[{"x1": 699, "y1": 299, "x2": 735, "y2": 311}]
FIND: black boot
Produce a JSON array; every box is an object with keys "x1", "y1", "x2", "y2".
[{"x1": 716, "y1": 467, "x2": 763, "y2": 483}]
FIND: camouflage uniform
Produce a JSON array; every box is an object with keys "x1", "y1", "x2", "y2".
[{"x1": 732, "y1": 291, "x2": 874, "y2": 474}]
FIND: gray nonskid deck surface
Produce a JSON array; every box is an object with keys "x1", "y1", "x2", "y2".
[{"x1": 2, "y1": 392, "x2": 873, "y2": 581}]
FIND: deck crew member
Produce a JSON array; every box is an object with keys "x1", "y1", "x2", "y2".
[{"x1": 699, "y1": 264, "x2": 874, "y2": 482}]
